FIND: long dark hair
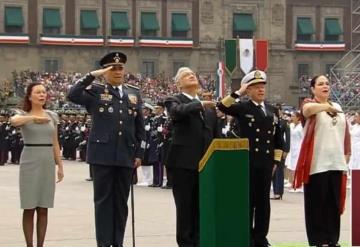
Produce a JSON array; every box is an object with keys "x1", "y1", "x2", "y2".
[{"x1": 23, "y1": 82, "x2": 47, "y2": 112}]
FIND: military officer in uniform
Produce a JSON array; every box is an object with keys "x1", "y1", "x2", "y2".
[
  {"x1": 67, "y1": 52, "x2": 146, "y2": 247},
  {"x1": 150, "y1": 102, "x2": 167, "y2": 187},
  {"x1": 218, "y1": 70, "x2": 284, "y2": 247}
]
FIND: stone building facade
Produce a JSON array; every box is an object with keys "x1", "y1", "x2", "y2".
[{"x1": 0, "y1": 0, "x2": 350, "y2": 106}]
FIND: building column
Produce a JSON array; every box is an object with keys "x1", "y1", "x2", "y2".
[
  {"x1": 65, "y1": 0, "x2": 75, "y2": 35},
  {"x1": 28, "y1": 0, "x2": 38, "y2": 44}
]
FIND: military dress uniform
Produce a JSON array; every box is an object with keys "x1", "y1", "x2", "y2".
[
  {"x1": 0, "y1": 114, "x2": 11, "y2": 165},
  {"x1": 9, "y1": 126, "x2": 23, "y2": 164},
  {"x1": 65, "y1": 118, "x2": 80, "y2": 160},
  {"x1": 151, "y1": 108, "x2": 167, "y2": 187},
  {"x1": 78, "y1": 120, "x2": 90, "y2": 162},
  {"x1": 217, "y1": 70, "x2": 283, "y2": 247},
  {"x1": 67, "y1": 52, "x2": 145, "y2": 247},
  {"x1": 141, "y1": 106, "x2": 155, "y2": 185},
  {"x1": 161, "y1": 114, "x2": 174, "y2": 188},
  {"x1": 0, "y1": 115, "x2": 10, "y2": 165}
]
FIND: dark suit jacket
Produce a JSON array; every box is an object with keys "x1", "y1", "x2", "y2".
[
  {"x1": 67, "y1": 73, "x2": 145, "y2": 167},
  {"x1": 164, "y1": 94, "x2": 217, "y2": 170}
]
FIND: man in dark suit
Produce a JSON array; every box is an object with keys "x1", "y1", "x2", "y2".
[
  {"x1": 164, "y1": 67, "x2": 218, "y2": 247},
  {"x1": 67, "y1": 52, "x2": 145, "y2": 247},
  {"x1": 217, "y1": 70, "x2": 284, "y2": 247}
]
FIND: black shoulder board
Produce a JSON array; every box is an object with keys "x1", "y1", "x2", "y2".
[
  {"x1": 93, "y1": 82, "x2": 105, "y2": 87},
  {"x1": 125, "y1": 83, "x2": 140, "y2": 90}
]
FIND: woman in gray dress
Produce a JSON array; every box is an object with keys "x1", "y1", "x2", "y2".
[{"x1": 10, "y1": 82, "x2": 64, "y2": 247}]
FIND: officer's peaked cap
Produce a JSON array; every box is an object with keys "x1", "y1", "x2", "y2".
[
  {"x1": 241, "y1": 70, "x2": 267, "y2": 86},
  {"x1": 100, "y1": 52, "x2": 127, "y2": 68}
]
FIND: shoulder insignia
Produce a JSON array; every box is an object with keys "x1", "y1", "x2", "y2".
[
  {"x1": 125, "y1": 83, "x2": 140, "y2": 90},
  {"x1": 89, "y1": 82, "x2": 104, "y2": 91},
  {"x1": 93, "y1": 82, "x2": 105, "y2": 87}
]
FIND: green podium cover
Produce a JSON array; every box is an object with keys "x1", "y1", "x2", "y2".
[{"x1": 199, "y1": 138, "x2": 249, "y2": 247}]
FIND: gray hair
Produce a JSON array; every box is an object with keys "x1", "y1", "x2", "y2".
[{"x1": 174, "y1": 67, "x2": 194, "y2": 84}]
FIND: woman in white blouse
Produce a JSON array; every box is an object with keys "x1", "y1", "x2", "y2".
[{"x1": 294, "y1": 75, "x2": 351, "y2": 247}]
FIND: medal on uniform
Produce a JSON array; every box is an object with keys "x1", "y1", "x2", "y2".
[
  {"x1": 128, "y1": 109, "x2": 133, "y2": 115},
  {"x1": 99, "y1": 107, "x2": 104, "y2": 112},
  {"x1": 104, "y1": 84, "x2": 109, "y2": 94},
  {"x1": 101, "y1": 85, "x2": 113, "y2": 101},
  {"x1": 134, "y1": 111, "x2": 137, "y2": 117},
  {"x1": 101, "y1": 94, "x2": 113, "y2": 101},
  {"x1": 248, "y1": 122, "x2": 252, "y2": 127},
  {"x1": 108, "y1": 106, "x2": 114, "y2": 113}
]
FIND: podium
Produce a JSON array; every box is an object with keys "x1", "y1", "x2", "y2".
[{"x1": 199, "y1": 139, "x2": 249, "y2": 247}]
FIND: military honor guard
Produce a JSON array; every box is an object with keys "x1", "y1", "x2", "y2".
[
  {"x1": 150, "y1": 102, "x2": 167, "y2": 187},
  {"x1": 165, "y1": 67, "x2": 218, "y2": 247},
  {"x1": 218, "y1": 70, "x2": 284, "y2": 247},
  {"x1": 9, "y1": 126, "x2": 23, "y2": 164},
  {"x1": 140, "y1": 103, "x2": 156, "y2": 186},
  {"x1": 161, "y1": 111, "x2": 174, "y2": 189},
  {"x1": 0, "y1": 112, "x2": 10, "y2": 165},
  {"x1": 67, "y1": 52, "x2": 146, "y2": 247}
]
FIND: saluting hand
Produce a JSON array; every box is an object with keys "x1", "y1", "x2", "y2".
[
  {"x1": 89, "y1": 66, "x2": 113, "y2": 78},
  {"x1": 33, "y1": 116, "x2": 50, "y2": 124},
  {"x1": 237, "y1": 83, "x2": 249, "y2": 96}
]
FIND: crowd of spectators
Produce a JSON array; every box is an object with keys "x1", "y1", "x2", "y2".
[
  {"x1": 6, "y1": 70, "x2": 359, "y2": 112},
  {"x1": 298, "y1": 73, "x2": 360, "y2": 109},
  {"x1": 9, "y1": 70, "x2": 216, "y2": 111}
]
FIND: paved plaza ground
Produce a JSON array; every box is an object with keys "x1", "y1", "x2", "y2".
[{"x1": 0, "y1": 161, "x2": 351, "y2": 247}]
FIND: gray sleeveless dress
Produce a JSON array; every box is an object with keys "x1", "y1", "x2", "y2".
[{"x1": 19, "y1": 110, "x2": 58, "y2": 209}]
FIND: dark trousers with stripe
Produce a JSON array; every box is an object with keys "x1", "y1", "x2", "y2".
[
  {"x1": 250, "y1": 167, "x2": 273, "y2": 247},
  {"x1": 171, "y1": 168, "x2": 199, "y2": 247},
  {"x1": 304, "y1": 171, "x2": 342, "y2": 246},
  {"x1": 272, "y1": 161, "x2": 285, "y2": 196},
  {"x1": 91, "y1": 164, "x2": 133, "y2": 247}
]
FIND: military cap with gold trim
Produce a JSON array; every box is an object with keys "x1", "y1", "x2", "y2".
[
  {"x1": 241, "y1": 70, "x2": 267, "y2": 86},
  {"x1": 99, "y1": 52, "x2": 127, "y2": 68}
]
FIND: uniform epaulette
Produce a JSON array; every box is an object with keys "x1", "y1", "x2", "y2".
[
  {"x1": 124, "y1": 84, "x2": 140, "y2": 90},
  {"x1": 85, "y1": 81, "x2": 104, "y2": 90},
  {"x1": 93, "y1": 82, "x2": 105, "y2": 87}
]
